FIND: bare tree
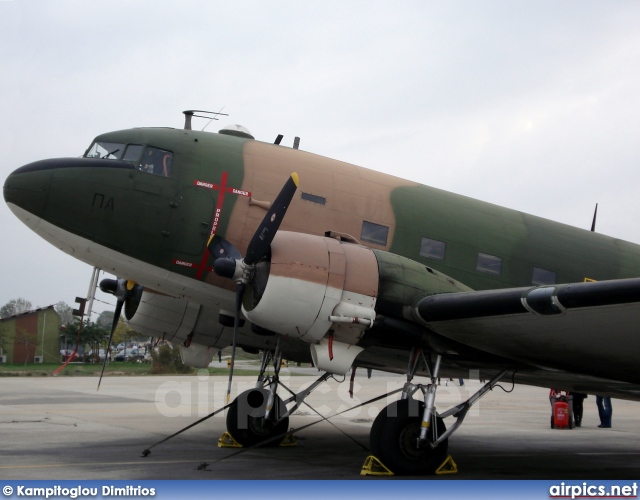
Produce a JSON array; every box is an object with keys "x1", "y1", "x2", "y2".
[
  {"x1": 54, "y1": 301, "x2": 74, "y2": 327},
  {"x1": 0, "y1": 298, "x2": 33, "y2": 319},
  {"x1": 97, "y1": 310, "x2": 115, "y2": 329}
]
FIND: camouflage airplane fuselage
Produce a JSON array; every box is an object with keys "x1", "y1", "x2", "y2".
[
  {"x1": 5, "y1": 126, "x2": 640, "y2": 368},
  {"x1": 77, "y1": 127, "x2": 640, "y2": 289}
]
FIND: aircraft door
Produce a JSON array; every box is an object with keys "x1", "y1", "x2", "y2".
[{"x1": 165, "y1": 186, "x2": 214, "y2": 256}]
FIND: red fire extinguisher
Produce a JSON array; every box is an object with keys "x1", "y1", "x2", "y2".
[{"x1": 553, "y1": 400, "x2": 570, "y2": 429}]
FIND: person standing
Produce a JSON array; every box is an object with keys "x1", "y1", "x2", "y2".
[
  {"x1": 596, "y1": 395, "x2": 612, "y2": 428},
  {"x1": 571, "y1": 392, "x2": 587, "y2": 427},
  {"x1": 549, "y1": 388, "x2": 562, "y2": 428}
]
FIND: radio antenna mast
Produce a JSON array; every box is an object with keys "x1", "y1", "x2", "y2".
[{"x1": 182, "y1": 109, "x2": 229, "y2": 130}]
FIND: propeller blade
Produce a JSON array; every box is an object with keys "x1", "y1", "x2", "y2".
[
  {"x1": 124, "y1": 283, "x2": 143, "y2": 320},
  {"x1": 98, "y1": 299, "x2": 123, "y2": 391},
  {"x1": 208, "y1": 235, "x2": 242, "y2": 261},
  {"x1": 99, "y1": 278, "x2": 118, "y2": 295},
  {"x1": 244, "y1": 173, "x2": 298, "y2": 266},
  {"x1": 216, "y1": 173, "x2": 299, "y2": 399},
  {"x1": 226, "y1": 282, "x2": 244, "y2": 404},
  {"x1": 591, "y1": 203, "x2": 598, "y2": 232}
]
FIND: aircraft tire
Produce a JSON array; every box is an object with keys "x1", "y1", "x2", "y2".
[
  {"x1": 226, "y1": 388, "x2": 289, "y2": 447},
  {"x1": 370, "y1": 398, "x2": 448, "y2": 476}
]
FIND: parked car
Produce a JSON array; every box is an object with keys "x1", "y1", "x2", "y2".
[
  {"x1": 86, "y1": 349, "x2": 109, "y2": 362},
  {"x1": 114, "y1": 348, "x2": 144, "y2": 362}
]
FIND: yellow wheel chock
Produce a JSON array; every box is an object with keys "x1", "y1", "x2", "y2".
[
  {"x1": 360, "y1": 455, "x2": 394, "y2": 476},
  {"x1": 278, "y1": 433, "x2": 297, "y2": 447},
  {"x1": 217, "y1": 432, "x2": 242, "y2": 448},
  {"x1": 435, "y1": 454, "x2": 458, "y2": 475},
  {"x1": 218, "y1": 431, "x2": 297, "y2": 448}
]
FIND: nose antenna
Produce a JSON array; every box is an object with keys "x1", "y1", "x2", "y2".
[{"x1": 183, "y1": 109, "x2": 229, "y2": 130}]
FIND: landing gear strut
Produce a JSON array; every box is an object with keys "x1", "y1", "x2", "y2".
[
  {"x1": 226, "y1": 387, "x2": 289, "y2": 447},
  {"x1": 225, "y1": 338, "x2": 336, "y2": 447},
  {"x1": 370, "y1": 397, "x2": 448, "y2": 475},
  {"x1": 370, "y1": 349, "x2": 507, "y2": 475},
  {"x1": 226, "y1": 340, "x2": 290, "y2": 447}
]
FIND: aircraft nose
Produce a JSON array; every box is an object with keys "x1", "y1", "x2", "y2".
[{"x1": 3, "y1": 159, "x2": 56, "y2": 219}]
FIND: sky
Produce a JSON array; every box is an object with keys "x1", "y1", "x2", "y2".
[{"x1": 2, "y1": 0, "x2": 640, "y2": 319}]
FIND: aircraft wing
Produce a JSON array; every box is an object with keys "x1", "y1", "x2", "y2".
[{"x1": 413, "y1": 277, "x2": 640, "y2": 386}]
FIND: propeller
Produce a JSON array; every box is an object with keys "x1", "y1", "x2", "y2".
[
  {"x1": 99, "y1": 278, "x2": 143, "y2": 320},
  {"x1": 97, "y1": 279, "x2": 143, "y2": 391},
  {"x1": 213, "y1": 172, "x2": 299, "y2": 402}
]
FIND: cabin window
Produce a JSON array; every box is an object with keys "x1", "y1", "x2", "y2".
[
  {"x1": 85, "y1": 141, "x2": 125, "y2": 160},
  {"x1": 420, "y1": 237, "x2": 446, "y2": 261},
  {"x1": 361, "y1": 221, "x2": 389, "y2": 246},
  {"x1": 532, "y1": 267, "x2": 556, "y2": 285},
  {"x1": 477, "y1": 252, "x2": 502, "y2": 276},
  {"x1": 138, "y1": 147, "x2": 173, "y2": 177},
  {"x1": 301, "y1": 192, "x2": 326, "y2": 205}
]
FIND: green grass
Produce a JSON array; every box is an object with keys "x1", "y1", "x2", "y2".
[{"x1": 0, "y1": 362, "x2": 263, "y2": 377}]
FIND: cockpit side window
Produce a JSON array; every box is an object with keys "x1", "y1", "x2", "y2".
[
  {"x1": 85, "y1": 141, "x2": 125, "y2": 160},
  {"x1": 138, "y1": 147, "x2": 173, "y2": 177},
  {"x1": 122, "y1": 144, "x2": 144, "y2": 163}
]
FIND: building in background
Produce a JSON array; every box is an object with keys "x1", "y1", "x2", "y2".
[{"x1": 0, "y1": 306, "x2": 60, "y2": 363}]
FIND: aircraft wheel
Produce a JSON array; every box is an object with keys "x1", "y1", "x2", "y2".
[
  {"x1": 226, "y1": 388, "x2": 289, "y2": 447},
  {"x1": 370, "y1": 398, "x2": 448, "y2": 476}
]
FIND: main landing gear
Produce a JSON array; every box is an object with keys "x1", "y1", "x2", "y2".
[
  {"x1": 224, "y1": 341, "x2": 507, "y2": 476},
  {"x1": 370, "y1": 396, "x2": 448, "y2": 475},
  {"x1": 226, "y1": 343, "x2": 290, "y2": 447},
  {"x1": 370, "y1": 349, "x2": 508, "y2": 475},
  {"x1": 225, "y1": 338, "x2": 331, "y2": 447}
]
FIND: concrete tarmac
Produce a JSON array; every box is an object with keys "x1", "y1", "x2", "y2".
[{"x1": 1, "y1": 371, "x2": 639, "y2": 480}]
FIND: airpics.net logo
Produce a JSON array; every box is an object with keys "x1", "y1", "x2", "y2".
[{"x1": 549, "y1": 482, "x2": 638, "y2": 499}]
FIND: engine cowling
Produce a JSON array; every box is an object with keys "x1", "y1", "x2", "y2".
[{"x1": 242, "y1": 232, "x2": 379, "y2": 345}]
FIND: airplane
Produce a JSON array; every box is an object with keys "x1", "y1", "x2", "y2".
[{"x1": 4, "y1": 110, "x2": 640, "y2": 475}]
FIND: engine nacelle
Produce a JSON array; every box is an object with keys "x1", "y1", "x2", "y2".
[
  {"x1": 242, "y1": 232, "x2": 379, "y2": 344},
  {"x1": 242, "y1": 231, "x2": 473, "y2": 374},
  {"x1": 126, "y1": 291, "x2": 201, "y2": 342}
]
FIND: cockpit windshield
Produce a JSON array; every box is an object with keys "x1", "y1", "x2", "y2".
[
  {"x1": 84, "y1": 141, "x2": 173, "y2": 177},
  {"x1": 85, "y1": 141, "x2": 126, "y2": 160}
]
